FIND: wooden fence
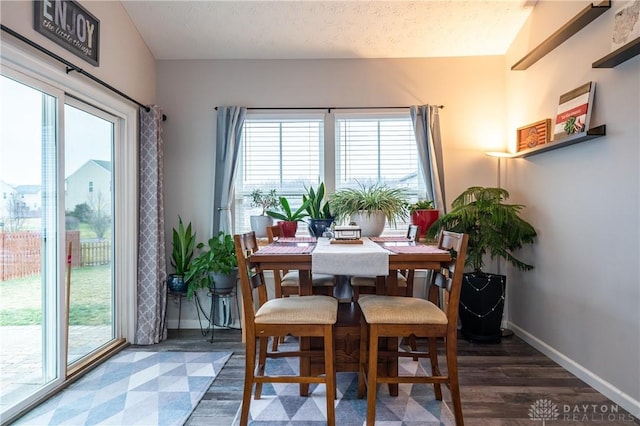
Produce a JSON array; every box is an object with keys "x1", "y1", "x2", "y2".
[{"x1": 0, "y1": 231, "x2": 111, "y2": 281}]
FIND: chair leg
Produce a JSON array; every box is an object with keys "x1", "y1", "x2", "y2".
[
  {"x1": 324, "y1": 326, "x2": 336, "y2": 426},
  {"x1": 357, "y1": 319, "x2": 368, "y2": 399},
  {"x1": 240, "y1": 335, "x2": 256, "y2": 426},
  {"x1": 366, "y1": 325, "x2": 380, "y2": 425},
  {"x1": 446, "y1": 336, "x2": 464, "y2": 426},
  {"x1": 428, "y1": 337, "x2": 442, "y2": 400},
  {"x1": 255, "y1": 336, "x2": 268, "y2": 399}
]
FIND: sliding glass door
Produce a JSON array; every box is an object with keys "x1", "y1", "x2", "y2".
[
  {"x1": 0, "y1": 74, "x2": 60, "y2": 413},
  {"x1": 0, "y1": 73, "x2": 118, "y2": 420},
  {"x1": 64, "y1": 102, "x2": 115, "y2": 364}
]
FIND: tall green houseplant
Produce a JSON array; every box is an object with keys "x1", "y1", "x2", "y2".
[
  {"x1": 168, "y1": 216, "x2": 195, "y2": 293},
  {"x1": 427, "y1": 186, "x2": 536, "y2": 342},
  {"x1": 427, "y1": 186, "x2": 536, "y2": 273}
]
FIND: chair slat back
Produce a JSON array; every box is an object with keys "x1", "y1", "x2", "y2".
[
  {"x1": 431, "y1": 231, "x2": 468, "y2": 322},
  {"x1": 234, "y1": 232, "x2": 268, "y2": 326}
]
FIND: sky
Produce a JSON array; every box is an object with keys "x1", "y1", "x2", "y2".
[{"x1": 0, "y1": 75, "x2": 112, "y2": 188}]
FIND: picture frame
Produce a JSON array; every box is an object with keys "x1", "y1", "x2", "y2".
[
  {"x1": 517, "y1": 119, "x2": 551, "y2": 152},
  {"x1": 553, "y1": 81, "x2": 595, "y2": 142},
  {"x1": 610, "y1": 1, "x2": 640, "y2": 53}
]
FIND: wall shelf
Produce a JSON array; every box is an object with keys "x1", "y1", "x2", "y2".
[
  {"x1": 593, "y1": 37, "x2": 640, "y2": 68},
  {"x1": 510, "y1": 125, "x2": 606, "y2": 158},
  {"x1": 511, "y1": 1, "x2": 610, "y2": 71}
]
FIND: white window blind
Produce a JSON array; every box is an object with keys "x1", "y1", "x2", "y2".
[
  {"x1": 233, "y1": 111, "x2": 425, "y2": 234},
  {"x1": 235, "y1": 116, "x2": 324, "y2": 233},
  {"x1": 335, "y1": 114, "x2": 424, "y2": 193}
]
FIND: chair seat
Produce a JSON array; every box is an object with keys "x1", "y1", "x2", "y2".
[
  {"x1": 256, "y1": 295, "x2": 338, "y2": 324},
  {"x1": 282, "y1": 271, "x2": 336, "y2": 287},
  {"x1": 358, "y1": 295, "x2": 447, "y2": 324},
  {"x1": 350, "y1": 272, "x2": 407, "y2": 288}
]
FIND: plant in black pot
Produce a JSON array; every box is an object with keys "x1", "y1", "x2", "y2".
[
  {"x1": 249, "y1": 188, "x2": 278, "y2": 238},
  {"x1": 266, "y1": 196, "x2": 310, "y2": 237},
  {"x1": 168, "y1": 216, "x2": 195, "y2": 294},
  {"x1": 427, "y1": 186, "x2": 537, "y2": 343},
  {"x1": 185, "y1": 231, "x2": 239, "y2": 299},
  {"x1": 303, "y1": 182, "x2": 335, "y2": 237}
]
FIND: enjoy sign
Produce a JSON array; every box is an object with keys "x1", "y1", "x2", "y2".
[{"x1": 33, "y1": 0, "x2": 100, "y2": 66}]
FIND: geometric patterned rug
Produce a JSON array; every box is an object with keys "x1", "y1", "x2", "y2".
[
  {"x1": 233, "y1": 340, "x2": 455, "y2": 425},
  {"x1": 14, "y1": 350, "x2": 232, "y2": 426}
]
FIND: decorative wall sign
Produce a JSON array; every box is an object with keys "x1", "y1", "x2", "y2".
[
  {"x1": 554, "y1": 82, "x2": 595, "y2": 142},
  {"x1": 33, "y1": 0, "x2": 100, "y2": 66},
  {"x1": 517, "y1": 119, "x2": 551, "y2": 152}
]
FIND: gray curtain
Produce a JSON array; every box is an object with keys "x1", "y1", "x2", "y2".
[
  {"x1": 135, "y1": 105, "x2": 167, "y2": 344},
  {"x1": 213, "y1": 106, "x2": 247, "y2": 234},
  {"x1": 410, "y1": 105, "x2": 446, "y2": 213}
]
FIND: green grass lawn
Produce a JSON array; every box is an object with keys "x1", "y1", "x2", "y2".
[{"x1": 0, "y1": 265, "x2": 112, "y2": 326}]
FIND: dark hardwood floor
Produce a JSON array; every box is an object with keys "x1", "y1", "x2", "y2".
[{"x1": 135, "y1": 328, "x2": 639, "y2": 425}]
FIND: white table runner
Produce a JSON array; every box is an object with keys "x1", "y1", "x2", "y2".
[{"x1": 311, "y1": 238, "x2": 389, "y2": 276}]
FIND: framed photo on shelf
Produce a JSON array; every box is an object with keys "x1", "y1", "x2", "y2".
[
  {"x1": 611, "y1": 1, "x2": 640, "y2": 52},
  {"x1": 554, "y1": 82, "x2": 595, "y2": 142},
  {"x1": 517, "y1": 119, "x2": 551, "y2": 152}
]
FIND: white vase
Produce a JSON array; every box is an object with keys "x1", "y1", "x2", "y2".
[
  {"x1": 350, "y1": 211, "x2": 386, "y2": 237},
  {"x1": 250, "y1": 215, "x2": 274, "y2": 238}
]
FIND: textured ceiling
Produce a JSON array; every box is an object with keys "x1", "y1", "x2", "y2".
[{"x1": 121, "y1": 0, "x2": 535, "y2": 60}]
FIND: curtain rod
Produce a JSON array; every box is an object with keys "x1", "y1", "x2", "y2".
[
  {"x1": 215, "y1": 105, "x2": 444, "y2": 112},
  {"x1": 1, "y1": 25, "x2": 167, "y2": 121}
]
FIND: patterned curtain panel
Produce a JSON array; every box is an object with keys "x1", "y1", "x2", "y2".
[
  {"x1": 135, "y1": 105, "x2": 167, "y2": 344},
  {"x1": 410, "y1": 105, "x2": 446, "y2": 213}
]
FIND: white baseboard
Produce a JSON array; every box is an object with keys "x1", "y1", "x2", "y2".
[{"x1": 507, "y1": 321, "x2": 640, "y2": 419}]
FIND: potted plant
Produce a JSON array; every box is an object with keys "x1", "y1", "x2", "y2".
[
  {"x1": 168, "y1": 216, "x2": 195, "y2": 294},
  {"x1": 249, "y1": 189, "x2": 278, "y2": 238},
  {"x1": 329, "y1": 182, "x2": 409, "y2": 237},
  {"x1": 407, "y1": 199, "x2": 439, "y2": 240},
  {"x1": 185, "y1": 231, "x2": 238, "y2": 299},
  {"x1": 427, "y1": 186, "x2": 537, "y2": 343},
  {"x1": 266, "y1": 196, "x2": 310, "y2": 237},
  {"x1": 303, "y1": 182, "x2": 335, "y2": 237}
]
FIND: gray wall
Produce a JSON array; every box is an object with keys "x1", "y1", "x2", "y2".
[
  {"x1": 156, "y1": 55, "x2": 506, "y2": 326},
  {"x1": 505, "y1": 0, "x2": 639, "y2": 416}
]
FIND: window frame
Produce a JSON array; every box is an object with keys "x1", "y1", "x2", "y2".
[{"x1": 234, "y1": 110, "x2": 425, "y2": 235}]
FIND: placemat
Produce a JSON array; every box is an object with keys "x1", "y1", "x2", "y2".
[
  {"x1": 274, "y1": 237, "x2": 317, "y2": 243},
  {"x1": 385, "y1": 245, "x2": 450, "y2": 254},
  {"x1": 256, "y1": 245, "x2": 314, "y2": 254}
]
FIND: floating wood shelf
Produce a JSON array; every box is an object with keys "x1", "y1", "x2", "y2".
[
  {"x1": 510, "y1": 125, "x2": 606, "y2": 157},
  {"x1": 593, "y1": 37, "x2": 640, "y2": 68},
  {"x1": 511, "y1": 1, "x2": 611, "y2": 71}
]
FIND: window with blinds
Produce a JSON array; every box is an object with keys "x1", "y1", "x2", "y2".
[
  {"x1": 235, "y1": 116, "x2": 324, "y2": 233},
  {"x1": 335, "y1": 114, "x2": 424, "y2": 232},
  {"x1": 335, "y1": 115, "x2": 424, "y2": 192},
  {"x1": 233, "y1": 111, "x2": 425, "y2": 234}
]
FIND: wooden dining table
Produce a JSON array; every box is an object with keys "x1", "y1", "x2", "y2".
[{"x1": 249, "y1": 235, "x2": 452, "y2": 396}]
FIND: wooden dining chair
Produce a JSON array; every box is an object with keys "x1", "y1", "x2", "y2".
[
  {"x1": 350, "y1": 224, "x2": 420, "y2": 301},
  {"x1": 357, "y1": 230, "x2": 468, "y2": 425},
  {"x1": 266, "y1": 224, "x2": 337, "y2": 350},
  {"x1": 233, "y1": 231, "x2": 338, "y2": 426}
]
